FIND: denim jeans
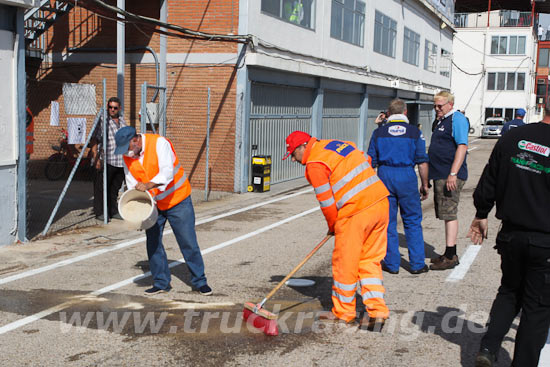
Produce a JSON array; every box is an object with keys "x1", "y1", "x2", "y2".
[{"x1": 145, "y1": 195, "x2": 207, "y2": 290}]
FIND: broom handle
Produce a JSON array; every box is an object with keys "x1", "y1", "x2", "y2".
[{"x1": 258, "y1": 234, "x2": 332, "y2": 309}]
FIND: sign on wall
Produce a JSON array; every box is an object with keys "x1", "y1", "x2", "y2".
[{"x1": 62, "y1": 83, "x2": 97, "y2": 115}]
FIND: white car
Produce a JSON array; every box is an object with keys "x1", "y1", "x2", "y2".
[{"x1": 481, "y1": 117, "x2": 507, "y2": 138}]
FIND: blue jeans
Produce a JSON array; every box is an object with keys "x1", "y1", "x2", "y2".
[
  {"x1": 145, "y1": 195, "x2": 207, "y2": 289},
  {"x1": 378, "y1": 165, "x2": 426, "y2": 272}
]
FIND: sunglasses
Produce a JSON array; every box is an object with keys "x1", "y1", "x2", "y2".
[
  {"x1": 434, "y1": 102, "x2": 449, "y2": 109},
  {"x1": 108, "y1": 105, "x2": 119, "y2": 110}
]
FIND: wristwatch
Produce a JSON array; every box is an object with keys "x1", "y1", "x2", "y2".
[{"x1": 449, "y1": 172, "x2": 457, "y2": 176}]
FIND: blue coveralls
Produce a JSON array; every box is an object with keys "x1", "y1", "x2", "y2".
[{"x1": 367, "y1": 114, "x2": 429, "y2": 272}]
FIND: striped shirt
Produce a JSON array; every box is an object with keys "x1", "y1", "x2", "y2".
[{"x1": 93, "y1": 115, "x2": 127, "y2": 167}]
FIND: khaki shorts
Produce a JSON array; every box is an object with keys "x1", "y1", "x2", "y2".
[{"x1": 433, "y1": 178, "x2": 465, "y2": 221}]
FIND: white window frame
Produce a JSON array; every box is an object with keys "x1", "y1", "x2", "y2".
[
  {"x1": 487, "y1": 72, "x2": 526, "y2": 91},
  {"x1": 261, "y1": 0, "x2": 316, "y2": 29},
  {"x1": 403, "y1": 27, "x2": 420, "y2": 66},
  {"x1": 424, "y1": 40, "x2": 437, "y2": 72},
  {"x1": 330, "y1": 0, "x2": 366, "y2": 47},
  {"x1": 374, "y1": 10, "x2": 397, "y2": 58},
  {"x1": 490, "y1": 35, "x2": 526, "y2": 55}
]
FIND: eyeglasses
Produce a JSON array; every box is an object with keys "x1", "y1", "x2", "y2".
[
  {"x1": 434, "y1": 102, "x2": 449, "y2": 109},
  {"x1": 108, "y1": 105, "x2": 119, "y2": 110}
]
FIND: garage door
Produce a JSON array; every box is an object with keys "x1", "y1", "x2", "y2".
[
  {"x1": 249, "y1": 83, "x2": 314, "y2": 183},
  {"x1": 321, "y1": 91, "x2": 361, "y2": 145}
]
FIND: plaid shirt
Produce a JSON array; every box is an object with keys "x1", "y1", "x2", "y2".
[{"x1": 93, "y1": 115, "x2": 127, "y2": 167}]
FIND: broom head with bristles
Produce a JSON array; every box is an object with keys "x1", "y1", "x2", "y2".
[{"x1": 243, "y1": 302, "x2": 279, "y2": 336}]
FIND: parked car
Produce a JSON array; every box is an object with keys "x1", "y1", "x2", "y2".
[{"x1": 481, "y1": 117, "x2": 507, "y2": 138}]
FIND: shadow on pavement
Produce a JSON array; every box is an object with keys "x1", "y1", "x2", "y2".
[{"x1": 412, "y1": 306, "x2": 513, "y2": 366}]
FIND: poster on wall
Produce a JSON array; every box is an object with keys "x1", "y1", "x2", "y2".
[
  {"x1": 50, "y1": 101, "x2": 59, "y2": 126},
  {"x1": 62, "y1": 83, "x2": 97, "y2": 115},
  {"x1": 67, "y1": 117, "x2": 86, "y2": 144}
]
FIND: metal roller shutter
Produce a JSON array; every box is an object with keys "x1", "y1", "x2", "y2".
[{"x1": 249, "y1": 83, "x2": 314, "y2": 184}]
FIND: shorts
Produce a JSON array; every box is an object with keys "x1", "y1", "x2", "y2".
[{"x1": 433, "y1": 178, "x2": 465, "y2": 221}]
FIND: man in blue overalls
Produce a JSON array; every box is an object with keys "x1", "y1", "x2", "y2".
[{"x1": 368, "y1": 99, "x2": 430, "y2": 274}]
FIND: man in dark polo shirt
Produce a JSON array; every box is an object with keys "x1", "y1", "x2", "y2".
[{"x1": 428, "y1": 91, "x2": 469, "y2": 270}]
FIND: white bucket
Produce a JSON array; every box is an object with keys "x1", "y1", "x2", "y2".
[{"x1": 118, "y1": 189, "x2": 158, "y2": 230}]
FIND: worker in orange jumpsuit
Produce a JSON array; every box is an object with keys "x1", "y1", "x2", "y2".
[{"x1": 284, "y1": 131, "x2": 390, "y2": 330}]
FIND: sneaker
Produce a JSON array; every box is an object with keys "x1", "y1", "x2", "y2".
[
  {"x1": 475, "y1": 347, "x2": 496, "y2": 367},
  {"x1": 430, "y1": 255, "x2": 459, "y2": 270},
  {"x1": 410, "y1": 265, "x2": 429, "y2": 274},
  {"x1": 359, "y1": 316, "x2": 387, "y2": 332},
  {"x1": 381, "y1": 262, "x2": 399, "y2": 274},
  {"x1": 144, "y1": 286, "x2": 171, "y2": 295},
  {"x1": 198, "y1": 284, "x2": 213, "y2": 296}
]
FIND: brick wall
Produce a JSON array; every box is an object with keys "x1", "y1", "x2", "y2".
[{"x1": 27, "y1": 0, "x2": 241, "y2": 192}]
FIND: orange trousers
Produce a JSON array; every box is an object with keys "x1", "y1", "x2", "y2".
[{"x1": 331, "y1": 198, "x2": 389, "y2": 322}]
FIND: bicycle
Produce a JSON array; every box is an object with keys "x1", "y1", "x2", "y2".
[{"x1": 44, "y1": 128, "x2": 94, "y2": 181}]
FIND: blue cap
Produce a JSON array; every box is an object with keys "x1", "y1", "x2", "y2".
[
  {"x1": 114, "y1": 126, "x2": 136, "y2": 155},
  {"x1": 516, "y1": 108, "x2": 526, "y2": 117}
]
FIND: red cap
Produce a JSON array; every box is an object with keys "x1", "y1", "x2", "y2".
[{"x1": 283, "y1": 131, "x2": 311, "y2": 160}]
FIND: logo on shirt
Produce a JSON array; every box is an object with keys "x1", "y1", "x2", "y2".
[
  {"x1": 518, "y1": 140, "x2": 550, "y2": 157},
  {"x1": 388, "y1": 125, "x2": 406, "y2": 136},
  {"x1": 325, "y1": 140, "x2": 355, "y2": 157}
]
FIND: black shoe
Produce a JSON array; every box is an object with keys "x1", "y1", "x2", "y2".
[
  {"x1": 198, "y1": 284, "x2": 213, "y2": 296},
  {"x1": 381, "y1": 263, "x2": 399, "y2": 274},
  {"x1": 144, "y1": 286, "x2": 171, "y2": 295},
  {"x1": 475, "y1": 347, "x2": 496, "y2": 367},
  {"x1": 410, "y1": 265, "x2": 429, "y2": 274}
]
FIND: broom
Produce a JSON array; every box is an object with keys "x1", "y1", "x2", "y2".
[{"x1": 243, "y1": 234, "x2": 333, "y2": 336}]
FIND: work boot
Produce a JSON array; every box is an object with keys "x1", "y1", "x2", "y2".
[
  {"x1": 475, "y1": 347, "x2": 496, "y2": 367},
  {"x1": 409, "y1": 265, "x2": 429, "y2": 274},
  {"x1": 381, "y1": 262, "x2": 399, "y2": 274},
  {"x1": 359, "y1": 315, "x2": 386, "y2": 332},
  {"x1": 430, "y1": 254, "x2": 445, "y2": 263},
  {"x1": 317, "y1": 311, "x2": 355, "y2": 324},
  {"x1": 430, "y1": 255, "x2": 459, "y2": 270}
]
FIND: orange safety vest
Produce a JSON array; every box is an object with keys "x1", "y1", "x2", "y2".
[
  {"x1": 123, "y1": 134, "x2": 191, "y2": 210},
  {"x1": 304, "y1": 138, "x2": 389, "y2": 222}
]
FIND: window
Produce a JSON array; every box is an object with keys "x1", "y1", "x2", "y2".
[
  {"x1": 403, "y1": 27, "x2": 420, "y2": 66},
  {"x1": 486, "y1": 107, "x2": 524, "y2": 120},
  {"x1": 539, "y1": 48, "x2": 550, "y2": 67},
  {"x1": 261, "y1": 0, "x2": 315, "y2": 29},
  {"x1": 424, "y1": 40, "x2": 437, "y2": 72},
  {"x1": 490, "y1": 35, "x2": 526, "y2": 55},
  {"x1": 440, "y1": 49, "x2": 451, "y2": 77},
  {"x1": 374, "y1": 11, "x2": 397, "y2": 57},
  {"x1": 487, "y1": 72, "x2": 526, "y2": 91},
  {"x1": 330, "y1": 0, "x2": 365, "y2": 46}
]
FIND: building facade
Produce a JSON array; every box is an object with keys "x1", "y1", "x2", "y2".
[
  {"x1": 18, "y1": 0, "x2": 454, "y2": 242},
  {"x1": 452, "y1": 10, "x2": 537, "y2": 135}
]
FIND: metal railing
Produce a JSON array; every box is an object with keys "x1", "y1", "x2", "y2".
[{"x1": 454, "y1": 11, "x2": 532, "y2": 28}]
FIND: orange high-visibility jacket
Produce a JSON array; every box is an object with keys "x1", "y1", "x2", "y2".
[
  {"x1": 124, "y1": 134, "x2": 191, "y2": 210},
  {"x1": 303, "y1": 137, "x2": 389, "y2": 232}
]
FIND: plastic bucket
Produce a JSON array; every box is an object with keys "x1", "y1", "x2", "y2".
[{"x1": 118, "y1": 189, "x2": 158, "y2": 230}]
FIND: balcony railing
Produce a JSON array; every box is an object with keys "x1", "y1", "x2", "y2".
[
  {"x1": 500, "y1": 11, "x2": 532, "y2": 27},
  {"x1": 454, "y1": 11, "x2": 533, "y2": 28}
]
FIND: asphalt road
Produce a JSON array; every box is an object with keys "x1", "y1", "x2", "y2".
[{"x1": 0, "y1": 138, "x2": 548, "y2": 366}]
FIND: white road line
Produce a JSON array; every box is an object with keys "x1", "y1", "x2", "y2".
[
  {"x1": 539, "y1": 332, "x2": 550, "y2": 367},
  {"x1": 468, "y1": 146, "x2": 478, "y2": 152},
  {"x1": 0, "y1": 206, "x2": 320, "y2": 335},
  {"x1": 0, "y1": 188, "x2": 313, "y2": 286},
  {"x1": 470, "y1": 138, "x2": 480, "y2": 144},
  {"x1": 445, "y1": 245, "x2": 481, "y2": 282}
]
